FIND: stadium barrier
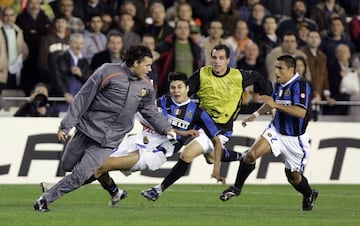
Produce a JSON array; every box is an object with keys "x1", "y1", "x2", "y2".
[{"x1": 0, "y1": 117, "x2": 359, "y2": 184}]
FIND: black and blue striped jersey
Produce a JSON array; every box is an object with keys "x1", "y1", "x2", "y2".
[
  {"x1": 157, "y1": 95, "x2": 221, "y2": 145},
  {"x1": 272, "y1": 75, "x2": 312, "y2": 136}
]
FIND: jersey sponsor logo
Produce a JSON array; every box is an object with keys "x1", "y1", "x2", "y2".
[
  {"x1": 167, "y1": 114, "x2": 190, "y2": 130},
  {"x1": 275, "y1": 100, "x2": 291, "y2": 106}
]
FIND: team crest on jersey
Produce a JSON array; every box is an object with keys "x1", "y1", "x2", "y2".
[
  {"x1": 284, "y1": 89, "x2": 291, "y2": 96},
  {"x1": 267, "y1": 133, "x2": 272, "y2": 137},
  {"x1": 141, "y1": 88, "x2": 148, "y2": 96},
  {"x1": 186, "y1": 110, "x2": 193, "y2": 119},
  {"x1": 300, "y1": 93, "x2": 306, "y2": 98}
]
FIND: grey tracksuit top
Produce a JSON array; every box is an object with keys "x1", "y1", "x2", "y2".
[{"x1": 59, "y1": 62, "x2": 172, "y2": 148}]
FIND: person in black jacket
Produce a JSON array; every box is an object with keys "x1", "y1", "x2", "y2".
[
  {"x1": 52, "y1": 33, "x2": 91, "y2": 112},
  {"x1": 91, "y1": 32, "x2": 123, "y2": 71},
  {"x1": 14, "y1": 82, "x2": 59, "y2": 117}
]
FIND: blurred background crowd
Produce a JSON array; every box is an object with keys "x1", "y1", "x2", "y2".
[{"x1": 0, "y1": 0, "x2": 359, "y2": 118}]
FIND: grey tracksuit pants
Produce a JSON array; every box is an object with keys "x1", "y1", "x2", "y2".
[{"x1": 42, "y1": 130, "x2": 113, "y2": 203}]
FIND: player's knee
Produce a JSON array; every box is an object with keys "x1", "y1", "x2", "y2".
[
  {"x1": 285, "y1": 170, "x2": 301, "y2": 185},
  {"x1": 243, "y1": 151, "x2": 257, "y2": 164},
  {"x1": 180, "y1": 152, "x2": 195, "y2": 163}
]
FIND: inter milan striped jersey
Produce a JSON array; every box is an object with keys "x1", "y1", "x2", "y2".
[
  {"x1": 272, "y1": 74, "x2": 312, "y2": 136},
  {"x1": 157, "y1": 95, "x2": 220, "y2": 144}
]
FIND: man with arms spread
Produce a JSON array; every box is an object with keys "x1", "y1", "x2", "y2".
[
  {"x1": 33, "y1": 45, "x2": 175, "y2": 212},
  {"x1": 220, "y1": 55, "x2": 318, "y2": 211}
]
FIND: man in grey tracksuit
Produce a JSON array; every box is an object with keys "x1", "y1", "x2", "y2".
[{"x1": 34, "y1": 45, "x2": 175, "y2": 212}]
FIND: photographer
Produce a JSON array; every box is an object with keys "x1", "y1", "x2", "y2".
[{"x1": 14, "y1": 83, "x2": 59, "y2": 117}]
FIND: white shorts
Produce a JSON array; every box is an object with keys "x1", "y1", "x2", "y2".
[
  {"x1": 184, "y1": 129, "x2": 228, "y2": 154},
  {"x1": 110, "y1": 132, "x2": 174, "y2": 175},
  {"x1": 261, "y1": 123, "x2": 311, "y2": 173}
]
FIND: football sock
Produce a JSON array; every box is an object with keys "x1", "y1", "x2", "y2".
[
  {"x1": 83, "y1": 175, "x2": 96, "y2": 185},
  {"x1": 292, "y1": 175, "x2": 312, "y2": 197},
  {"x1": 234, "y1": 159, "x2": 255, "y2": 189},
  {"x1": 221, "y1": 148, "x2": 242, "y2": 162},
  {"x1": 98, "y1": 173, "x2": 119, "y2": 197},
  {"x1": 161, "y1": 159, "x2": 190, "y2": 191}
]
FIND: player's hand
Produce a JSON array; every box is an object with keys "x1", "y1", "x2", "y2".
[
  {"x1": 241, "y1": 115, "x2": 256, "y2": 127},
  {"x1": 211, "y1": 171, "x2": 226, "y2": 184},
  {"x1": 57, "y1": 129, "x2": 69, "y2": 142},
  {"x1": 181, "y1": 129, "x2": 199, "y2": 138}
]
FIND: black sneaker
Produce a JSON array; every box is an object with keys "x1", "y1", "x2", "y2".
[
  {"x1": 219, "y1": 186, "x2": 241, "y2": 201},
  {"x1": 302, "y1": 189, "x2": 319, "y2": 211},
  {"x1": 34, "y1": 197, "x2": 49, "y2": 212}
]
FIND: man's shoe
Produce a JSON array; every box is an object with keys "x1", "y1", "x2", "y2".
[
  {"x1": 302, "y1": 189, "x2": 318, "y2": 211},
  {"x1": 141, "y1": 187, "x2": 161, "y2": 201},
  {"x1": 34, "y1": 197, "x2": 49, "y2": 212},
  {"x1": 109, "y1": 189, "x2": 127, "y2": 208},
  {"x1": 219, "y1": 186, "x2": 241, "y2": 201},
  {"x1": 40, "y1": 182, "x2": 52, "y2": 193}
]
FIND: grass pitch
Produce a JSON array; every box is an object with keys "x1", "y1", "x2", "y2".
[{"x1": 0, "y1": 184, "x2": 359, "y2": 226}]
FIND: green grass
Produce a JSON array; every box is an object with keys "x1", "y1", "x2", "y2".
[{"x1": 0, "y1": 184, "x2": 359, "y2": 226}]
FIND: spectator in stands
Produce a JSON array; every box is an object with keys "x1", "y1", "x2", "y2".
[
  {"x1": 238, "y1": 0, "x2": 270, "y2": 22},
  {"x1": 155, "y1": 19, "x2": 202, "y2": 97},
  {"x1": 118, "y1": 0, "x2": 145, "y2": 35},
  {"x1": 237, "y1": 42, "x2": 267, "y2": 113},
  {"x1": 0, "y1": 7, "x2": 28, "y2": 91},
  {"x1": 15, "y1": 0, "x2": 51, "y2": 96},
  {"x1": 310, "y1": 0, "x2": 348, "y2": 34},
  {"x1": 72, "y1": 0, "x2": 108, "y2": 24},
  {"x1": 255, "y1": 15, "x2": 280, "y2": 63},
  {"x1": 296, "y1": 21, "x2": 311, "y2": 49},
  {"x1": 339, "y1": 0, "x2": 359, "y2": 16},
  {"x1": 225, "y1": 19, "x2": 254, "y2": 64},
  {"x1": 53, "y1": 33, "x2": 91, "y2": 112},
  {"x1": 57, "y1": 0, "x2": 85, "y2": 34},
  {"x1": 141, "y1": 33, "x2": 159, "y2": 91},
  {"x1": 38, "y1": 13, "x2": 70, "y2": 86},
  {"x1": 165, "y1": 0, "x2": 187, "y2": 23},
  {"x1": 323, "y1": 44, "x2": 353, "y2": 115},
  {"x1": 237, "y1": 42, "x2": 267, "y2": 79},
  {"x1": 262, "y1": 0, "x2": 293, "y2": 20},
  {"x1": 144, "y1": 2, "x2": 174, "y2": 44},
  {"x1": 199, "y1": 19, "x2": 236, "y2": 67},
  {"x1": 294, "y1": 56, "x2": 308, "y2": 77},
  {"x1": 277, "y1": 0, "x2": 318, "y2": 37},
  {"x1": 100, "y1": 13, "x2": 114, "y2": 35},
  {"x1": 171, "y1": 2, "x2": 201, "y2": 33},
  {"x1": 265, "y1": 31, "x2": 310, "y2": 84},
  {"x1": 91, "y1": 32, "x2": 123, "y2": 71},
  {"x1": 187, "y1": 0, "x2": 219, "y2": 34},
  {"x1": 110, "y1": 12, "x2": 141, "y2": 52},
  {"x1": 14, "y1": 82, "x2": 59, "y2": 117},
  {"x1": 301, "y1": 31, "x2": 335, "y2": 107},
  {"x1": 216, "y1": 0, "x2": 240, "y2": 39},
  {"x1": 247, "y1": 2, "x2": 267, "y2": 39},
  {"x1": 348, "y1": 2, "x2": 360, "y2": 52},
  {"x1": 320, "y1": 17, "x2": 355, "y2": 67},
  {"x1": 349, "y1": 53, "x2": 360, "y2": 119},
  {"x1": 83, "y1": 13, "x2": 107, "y2": 63}
]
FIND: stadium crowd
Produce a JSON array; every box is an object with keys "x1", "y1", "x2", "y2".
[{"x1": 0, "y1": 0, "x2": 359, "y2": 116}]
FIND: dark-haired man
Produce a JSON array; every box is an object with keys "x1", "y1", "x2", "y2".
[{"x1": 220, "y1": 55, "x2": 318, "y2": 211}]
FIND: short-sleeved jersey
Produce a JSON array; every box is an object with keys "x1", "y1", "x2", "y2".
[
  {"x1": 272, "y1": 74, "x2": 312, "y2": 136},
  {"x1": 157, "y1": 95, "x2": 220, "y2": 145}
]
